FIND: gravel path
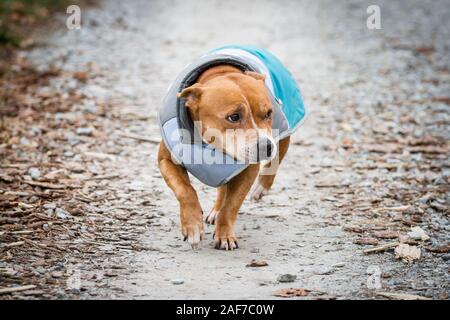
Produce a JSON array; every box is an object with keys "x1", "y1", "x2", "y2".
[{"x1": 4, "y1": 0, "x2": 448, "y2": 299}]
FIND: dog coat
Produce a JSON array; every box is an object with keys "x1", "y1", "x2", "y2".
[{"x1": 159, "y1": 45, "x2": 306, "y2": 187}]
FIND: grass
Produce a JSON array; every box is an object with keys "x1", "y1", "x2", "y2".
[{"x1": 0, "y1": 0, "x2": 74, "y2": 46}]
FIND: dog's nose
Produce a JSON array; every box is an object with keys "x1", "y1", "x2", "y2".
[
  {"x1": 257, "y1": 138, "x2": 275, "y2": 161},
  {"x1": 266, "y1": 141, "x2": 273, "y2": 158}
]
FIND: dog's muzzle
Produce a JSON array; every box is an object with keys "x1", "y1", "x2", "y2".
[{"x1": 256, "y1": 137, "x2": 276, "y2": 162}]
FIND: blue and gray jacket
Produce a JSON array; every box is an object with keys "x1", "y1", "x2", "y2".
[{"x1": 159, "y1": 45, "x2": 306, "y2": 187}]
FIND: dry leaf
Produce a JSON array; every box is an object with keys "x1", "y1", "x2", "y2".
[
  {"x1": 373, "y1": 231, "x2": 399, "y2": 239},
  {"x1": 407, "y1": 226, "x2": 430, "y2": 241},
  {"x1": 376, "y1": 292, "x2": 431, "y2": 300},
  {"x1": 273, "y1": 288, "x2": 311, "y2": 298},
  {"x1": 395, "y1": 244, "x2": 421, "y2": 262},
  {"x1": 246, "y1": 260, "x2": 268, "y2": 267},
  {"x1": 354, "y1": 237, "x2": 379, "y2": 245}
]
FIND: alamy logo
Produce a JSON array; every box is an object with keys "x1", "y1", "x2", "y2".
[
  {"x1": 366, "y1": 265, "x2": 382, "y2": 289},
  {"x1": 66, "y1": 5, "x2": 81, "y2": 30},
  {"x1": 366, "y1": 5, "x2": 381, "y2": 30}
]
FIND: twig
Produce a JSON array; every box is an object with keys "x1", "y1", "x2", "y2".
[
  {"x1": 376, "y1": 292, "x2": 432, "y2": 300},
  {"x1": 84, "y1": 174, "x2": 121, "y2": 181},
  {"x1": 9, "y1": 230, "x2": 34, "y2": 235},
  {"x1": 373, "y1": 205, "x2": 410, "y2": 213},
  {"x1": 0, "y1": 285, "x2": 36, "y2": 295},
  {"x1": 1, "y1": 241, "x2": 25, "y2": 248},
  {"x1": 118, "y1": 133, "x2": 160, "y2": 144},
  {"x1": 19, "y1": 237, "x2": 62, "y2": 253},
  {"x1": 363, "y1": 242, "x2": 399, "y2": 254},
  {"x1": 24, "y1": 181, "x2": 66, "y2": 189},
  {"x1": 314, "y1": 183, "x2": 350, "y2": 188}
]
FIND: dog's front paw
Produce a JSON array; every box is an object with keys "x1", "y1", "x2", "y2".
[
  {"x1": 205, "y1": 209, "x2": 219, "y2": 225},
  {"x1": 213, "y1": 225, "x2": 238, "y2": 250},
  {"x1": 250, "y1": 181, "x2": 269, "y2": 201},
  {"x1": 181, "y1": 209, "x2": 204, "y2": 249}
]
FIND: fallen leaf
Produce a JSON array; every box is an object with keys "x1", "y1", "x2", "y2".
[
  {"x1": 354, "y1": 237, "x2": 379, "y2": 245},
  {"x1": 73, "y1": 71, "x2": 88, "y2": 82},
  {"x1": 376, "y1": 291, "x2": 431, "y2": 300},
  {"x1": 425, "y1": 244, "x2": 450, "y2": 253},
  {"x1": 407, "y1": 226, "x2": 430, "y2": 241},
  {"x1": 246, "y1": 260, "x2": 268, "y2": 267},
  {"x1": 395, "y1": 244, "x2": 421, "y2": 262},
  {"x1": 273, "y1": 288, "x2": 311, "y2": 298},
  {"x1": 373, "y1": 231, "x2": 399, "y2": 239}
]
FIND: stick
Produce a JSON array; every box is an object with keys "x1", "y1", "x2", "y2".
[
  {"x1": 363, "y1": 242, "x2": 399, "y2": 254},
  {"x1": 25, "y1": 181, "x2": 66, "y2": 189},
  {"x1": 376, "y1": 292, "x2": 432, "y2": 300},
  {"x1": 2, "y1": 241, "x2": 25, "y2": 248},
  {"x1": 119, "y1": 133, "x2": 160, "y2": 144},
  {"x1": 373, "y1": 205, "x2": 410, "y2": 213},
  {"x1": 0, "y1": 285, "x2": 36, "y2": 295},
  {"x1": 84, "y1": 174, "x2": 120, "y2": 181}
]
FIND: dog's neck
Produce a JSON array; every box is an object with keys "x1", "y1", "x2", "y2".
[{"x1": 197, "y1": 65, "x2": 242, "y2": 84}]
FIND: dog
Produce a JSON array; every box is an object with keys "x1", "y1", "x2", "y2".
[{"x1": 158, "y1": 45, "x2": 305, "y2": 250}]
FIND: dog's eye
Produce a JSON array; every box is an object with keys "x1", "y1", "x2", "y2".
[
  {"x1": 264, "y1": 110, "x2": 273, "y2": 120},
  {"x1": 227, "y1": 113, "x2": 241, "y2": 123}
]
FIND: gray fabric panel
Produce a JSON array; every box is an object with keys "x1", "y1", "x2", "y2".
[
  {"x1": 161, "y1": 118, "x2": 248, "y2": 187},
  {"x1": 271, "y1": 97, "x2": 289, "y2": 139}
]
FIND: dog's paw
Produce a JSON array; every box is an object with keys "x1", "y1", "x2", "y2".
[
  {"x1": 205, "y1": 209, "x2": 219, "y2": 225},
  {"x1": 213, "y1": 227, "x2": 238, "y2": 250},
  {"x1": 250, "y1": 181, "x2": 269, "y2": 201},
  {"x1": 214, "y1": 235, "x2": 238, "y2": 250},
  {"x1": 181, "y1": 214, "x2": 204, "y2": 249}
]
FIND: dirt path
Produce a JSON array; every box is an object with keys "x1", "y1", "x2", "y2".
[{"x1": 2, "y1": 0, "x2": 448, "y2": 299}]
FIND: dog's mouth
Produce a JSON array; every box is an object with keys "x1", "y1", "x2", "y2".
[{"x1": 204, "y1": 130, "x2": 276, "y2": 164}]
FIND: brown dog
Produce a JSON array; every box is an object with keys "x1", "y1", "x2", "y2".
[{"x1": 158, "y1": 64, "x2": 291, "y2": 250}]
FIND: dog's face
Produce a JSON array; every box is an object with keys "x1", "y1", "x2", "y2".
[{"x1": 178, "y1": 71, "x2": 276, "y2": 163}]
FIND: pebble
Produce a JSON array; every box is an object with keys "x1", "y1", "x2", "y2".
[
  {"x1": 441, "y1": 254, "x2": 450, "y2": 261},
  {"x1": 171, "y1": 279, "x2": 184, "y2": 285},
  {"x1": 28, "y1": 167, "x2": 41, "y2": 180},
  {"x1": 277, "y1": 274, "x2": 297, "y2": 283},
  {"x1": 314, "y1": 266, "x2": 335, "y2": 275},
  {"x1": 44, "y1": 203, "x2": 57, "y2": 210},
  {"x1": 55, "y1": 208, "x2": 69, "y2": 219},
  {"x1": 76, "y1": 127, "x2": 94, "y2": 136},
  {"x1": 332, "y1": 262, "x2": 346, "y2": 268},
  {"x1": 45, "y1": 208, "x2": 54, "y2": 217},
  {"x1": 51, "y1": 271, "x2": 64, "y2": 278}
]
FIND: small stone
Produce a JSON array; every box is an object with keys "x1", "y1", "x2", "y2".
[
  {"x1": 332, "y1": 262, "x2": 346, "y2": 268},
  {"x1": 171, "y1": 279, "x2": 184, "y2": 285},
  {"x1": 314, "y1": 266, "x2": 334, "y2": 275},
  {"x1": 104, "y1": 270, "x2": 118, "y2": 277},
  {"x1": 76, "y1": 127, "x2": 94, "y2": 136},
  {"x1": 28, "y1": 167, "x2": 41, "y2": 180},
  {"x1": 43, "y1": 203, "x2": 57, "y2": 210},
  {"x1": 441, "y1": 254, "x2": 450, "y2": 261},
  {"x1": 51, "y1": 271, "x2": 64, "y2": 278},
  {"x1": 407, "y1": 226, "x2": 430, "y2": 241},
  {"x1": 277, "y1": 274, "x2": 297, "y2": 283},
  {"x1": 55, "y1": 208, "x2": 69, "y2": 219},
  {"x1": 250, "y1": 248, "x2": 260, "y2": 253},
  {"x1": 45, "y1": 208, "x2": 54, "y2": 217}
]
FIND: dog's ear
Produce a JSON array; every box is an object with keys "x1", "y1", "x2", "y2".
[
  {"x1": 244, "y1": 71, "x2": 266, "y2": 81},
  {"x1": 178, "y1": 84, "x2": 204, "y2": 109}
]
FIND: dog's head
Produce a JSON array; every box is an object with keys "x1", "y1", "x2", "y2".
[{"x1": 178, "y1": 71, "x2": 276, "y2": 163}]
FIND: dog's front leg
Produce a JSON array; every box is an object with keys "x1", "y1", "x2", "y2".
[
  {"x1": 158, "y1": 142, "x2": 204, "y2": 248},
  {"x1": 214, "y1": 164, "x2": 260, "y2": 250}
]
